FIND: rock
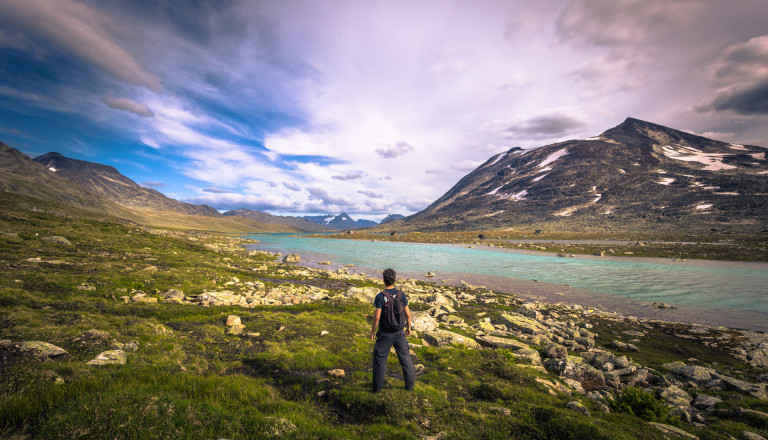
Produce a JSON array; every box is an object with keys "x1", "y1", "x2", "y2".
[
  {"x1": 494, "y1": 313, "x2": 548, "y2": 335},
  {"x1": 318, "y1": 261, "x2": 332, "y2": 265},
  {"x1": 87, "y1": 350, "x2": 127, "y2": 365},
  {"x1": 543, "y1": 359, "x2": 606, "y2": 390},
  {"x1": 574, "y1": 337, "x2": 595, "y2": 349},
  {"x1": 475, "y1": 335, "x2": 530, "y2": 351},
  {"x1": 564, "y1": 378, "x2": 585, "y2": 394},
  {"x1": 659, "y1": 385, "x2": 693, "y2": 407},
  {"x1": 412, "y1": 312, "x2": 440, "y2": 332},
  {"x1": 327, "y1": 369, "x2": 345, "y2": 378},
  {"x1": 41, "y1": 236, "x2": 72, "y2": 245},
  {"x1": 592, "y1": 251, "x2": 604, "y2": 256},
  {"x1": 477, "y1": 321, "x2": 495, "y2": 333},
  {"x1": 81, "y1": 329, "x2": 110, "y2": 341},
  {"x1": 716, "y1": 374, "x2": 767, "y2": 399},
  {"x1": 320, "y1": 330, "x2": 329, "y2": 336},
  {"x1": 672, "y1": 365, "x2": 715, "y2": 383},
  {"x1": 542, "y1": 343, "x2": 568, "y2": 359},
  {"x1": 742, "y1": 433, "x2": 766, "y2": 440},
  {"x1": 19, "y1": 341, "x2": 73, "y2": 361},
  {"x1": 162, "y1": 289, "x2": 184, "y2": 300},
  {"x1": 649, "y1": 422, "x2": 698, "y2": 439},
  {"x1": 141, "y1": 265, "x2": 158, "y2": 273},
  {"x1": 421, "y1": 330, "x2": 480, "y2": 349},
  {"x1": 425, "y1": 272, "x2": 436, "y2": 277},
  {"x1": 514, "y1": 348, "x2": 543, "y2": 366},
  {"x1": 566, "y1": 401, "x2": 591, "y2": 416},
  {"x1": 611, "y1": 356, "x2": 630, "y2": 369},
  {"x1": 282, "y1": 254, "x2": 301, "y2": 263},
  {"x1": 344, "y1": 286, "x2": 378, "y2": 303},
  {"x1": 76, "y1": 283, "x2": 96, "y2": 291},
  {"x1": 692, "y1": 394, "x2": 722, "y2": 409},
  {"x1": 609, "y1": 340, "x2": 639, "y2": 352},
  {"x1": 226, "y1": 315, "x2": 242, "y2": 326},
  {"x1": 652, "y1": 301, "x2": 676, "y2": 309}
]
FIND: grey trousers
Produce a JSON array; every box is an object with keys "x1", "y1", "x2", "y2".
[{"x1": 372, "y1": 330, "x2": 415, "y2": 392}]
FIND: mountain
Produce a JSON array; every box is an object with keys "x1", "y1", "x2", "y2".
[
  {"x1": 304, "y1": 212, "x2": 377, "y2": 229},
  {"x1": 396, "y1": 118, "x2": 768, "y2": 233},
  {"x1": 223, "y1": 209, "x2": 333, "y2": 232},
  {"x1": 34, "y1": 152, "x2": 220, "y2": 217},
  {"x1": 0, "y1": 144, "x2": 298, "y2": 233},
  {"x1": 0, "y1": 142, "x2": 134, "y2": 217},
  {"x1": 380, "y1": 214, "x2": 405, "y2": 224}
]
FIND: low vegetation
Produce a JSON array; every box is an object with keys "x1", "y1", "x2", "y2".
[{"x1": 1, "y1": 192, "x2": 767, "y2": 439}]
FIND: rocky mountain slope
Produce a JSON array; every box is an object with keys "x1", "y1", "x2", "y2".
[
  {"x1": 0, "y1": 143, "x2": 298, "y2": 233},
  {"x1": 380, "y1": 214, "x2": 405, "y2": 224},
  {"x1": 304, "y1": 212, "x2": 377, "y2": 229},
  {"x1": 0, "y1": 143, "x2": 134, "y2": 217},
  {"x1": 224, "y1": 209, "x2": 333, "y2": 232},
  {"x1": 34, "y1": 152, "x2": 220, "y2": 217},
  {"x1": 398, "y1": 118, "x2": 768, "y2": 233}
]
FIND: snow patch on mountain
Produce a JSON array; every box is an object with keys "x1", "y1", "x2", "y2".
[
  {"x1": 538, "y1": 148, "x2": 568, "y2": 168},
  {"x1": 662, "y1": 145, "x2": 737, "y2": 171},
  {"x1": 533, "y1": 173, "x2": 548, "y2": 182},
  {"x1": 658, "y1": 177, "x2": 676, "y2": 185}
]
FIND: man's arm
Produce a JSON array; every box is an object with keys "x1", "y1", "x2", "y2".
[
  {"x1": 404, "y1": 305, "x2": 412, "y2": 337},
  {"x1": 370, "y1": 308, "x2": 382, "y2": 341}
]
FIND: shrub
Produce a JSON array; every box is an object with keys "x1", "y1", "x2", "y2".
[{"x1": 609, "y1": 387, "x2": 669, "y2": 422}]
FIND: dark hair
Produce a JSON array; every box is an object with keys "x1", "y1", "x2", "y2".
[{"x1": 383, "y1": 268, "x2": 396, "y2": 286}]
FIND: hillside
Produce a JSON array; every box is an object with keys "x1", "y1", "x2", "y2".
[
  {"x1": 0, "y1": 144, "x2": 298, "y2": 233},
  {"x1": 389, "y1": 118, "x2": 768, "y2": 233},
  {"x1": 224, "y1": 209, "x2": 333, "y2": 232},
  {"x1": 1, "y1": 191, "x2": 767, "y2": 439},
  {"x1": 34, "y1": 152, "x2": 220, "y2": 217}
]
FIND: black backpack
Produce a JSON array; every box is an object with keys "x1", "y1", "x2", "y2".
[{"x1": 380, "y1": 289, "x2": 405, "y2": 332}]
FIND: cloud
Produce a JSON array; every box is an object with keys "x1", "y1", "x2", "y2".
[
  {"x1": 203, "y1": 187, "x2": 230, "y2": 194},
  {"x1": 102, "y1": 96, "x2": 155, "y2": 117},
  {"x1": 450, "y1": 160, "x2": 482, "y2": 172},
  {"x1": 707, "y1": 35, "x2": 768, "y2": 86},
  {"x1": 186, "y1": 192, "x2": 302, "y2": 212},
  {"x1": 425, "y1": 168, "x2": 443, "y2": 175},
  {"x1": 282, "y1": 182, "x2": 301, "y2": 191},
  {"x1": 307, "y1": 186, "x2": 353, "y2": 206},
  {"x1": 375, "y1": 141, "x2": 414, "y2": 159},
  {"x1": 697, "y1": 35, "x2": 768, "y2": 116},
  {"x1": 0, "y1": 0, "x2": 162, "y2": 91},
  {"x1": 141, "y1": 180, "x2": 165, "y2": 188},
  {"x1": 503, "y1": 112, "x2": 588, "y2": 140},
  {"x1": 357, "y1": 189, "x2": 383, "y2": 199},
  {"x1": 332, "y1": 172, "x2": 365, "y2": 181},
  {"x1": 696, "y1": 80, "x2": 768, "y2": 115},
  {"x1": 557, "y1": 0, "x2": 702, "y2": 47}
]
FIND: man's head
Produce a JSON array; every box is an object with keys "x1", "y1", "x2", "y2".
[{"x1": 383, "y1": 268, "x2": 396, "y2": 286}]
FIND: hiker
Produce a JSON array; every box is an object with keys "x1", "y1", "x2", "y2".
[{"x1": 370, "y1": 268, "x2": 416, "y2": 392}]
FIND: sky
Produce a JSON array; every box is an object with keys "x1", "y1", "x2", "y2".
[{"x1": 1, "y1": 0, "x2": 767, "y2": 221}]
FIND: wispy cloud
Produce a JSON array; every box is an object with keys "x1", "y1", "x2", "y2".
[
  {"x1": 102, "y1": 96, "x2": 154, "y2": 117},
  {"x1": 141, "y1": 180, "x2": 165, "y2": 188},
  {"x1": 0, "y1": 0, "x2": 162, "y2": 91}
]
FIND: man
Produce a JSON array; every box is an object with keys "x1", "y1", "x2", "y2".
[{"x1": 370, "y1": 268, "x2": 416, "y2": 392}]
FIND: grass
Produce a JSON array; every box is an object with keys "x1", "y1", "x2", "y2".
[{"x1": 1, "y1": 191, "x2": 766, "y2": 439}]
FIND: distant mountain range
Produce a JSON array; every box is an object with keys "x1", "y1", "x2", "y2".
[
  {"x1": 303, "y1": 212, "x2": 378, "y2": 229},
  {"x1": 380, "y1": 118, "x2": 768, "y2": 233}
]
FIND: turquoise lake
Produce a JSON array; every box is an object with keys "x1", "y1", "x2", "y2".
[{"x1": 245, "y1": 233, "x2": 768, "y2": 329}]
